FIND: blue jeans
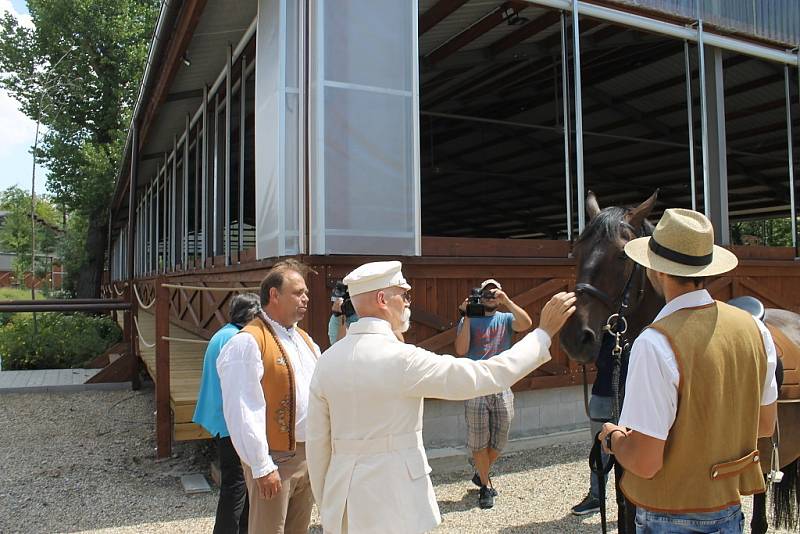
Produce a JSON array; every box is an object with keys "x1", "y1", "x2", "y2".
[
  {"x1": 589, "y1": 394, "x2": 614, "y2": 500},
  {"x1": 635, "y1": 504, "x2": 744, "y2": 533}
]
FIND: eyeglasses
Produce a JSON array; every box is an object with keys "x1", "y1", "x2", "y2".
[{"x1": 400, "y1": 292, "x2": 412, "y2": 304}]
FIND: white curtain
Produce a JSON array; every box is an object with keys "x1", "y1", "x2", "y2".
[
  {"x1": 309, "y1": 0, "x2": 421, "y2": 255},
  {"x1": 255, "y1": 0, "x2": 304, "y2": 259}
]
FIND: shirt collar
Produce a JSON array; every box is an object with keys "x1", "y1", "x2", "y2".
[
  {"x1": 653, "y1": 289, "x2": 713, "y2": 322},
  {"x1": 262, "y1": 311, "x2": 296, "y2": 334},
  {"x1": 347, "y1": 317, "x2": 396, "y2": 337}
]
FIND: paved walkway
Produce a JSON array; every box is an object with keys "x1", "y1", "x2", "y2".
[{"x1": 0, "y1": 368, "x2": 128, "y2": 393}]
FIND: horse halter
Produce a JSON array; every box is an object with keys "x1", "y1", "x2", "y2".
[{"x1": 574, "y1": 221, "x2": 652, "y2": 346}]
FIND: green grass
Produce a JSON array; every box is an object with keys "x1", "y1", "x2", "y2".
[{"x1": 0, "y1": 287, "x2": 43, "y2": 301}]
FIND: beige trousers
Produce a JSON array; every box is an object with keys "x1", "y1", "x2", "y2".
[{"x1": 242, "y1": 442, "x2": 314, "y2": 534}]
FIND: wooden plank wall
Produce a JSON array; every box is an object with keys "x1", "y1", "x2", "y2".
[{"x1": 127, "y1": 242, "x2": 800, "y2": 393}]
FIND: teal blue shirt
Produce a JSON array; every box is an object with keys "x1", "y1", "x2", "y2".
[
  {"x1": 192, "y1": 323, "x2": 242, "y2": 437},
  {"x1": 327, "y1": 313, "x2": 359, "y2": 346}
]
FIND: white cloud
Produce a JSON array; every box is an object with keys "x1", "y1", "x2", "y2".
[
  {"x1": 0, "y1": 0, "x2": 33, "y2": 28},
  {"x1": 0, "y1": 0, "x2": 41, "y2": 192},
  {"x1": 0, "y1": 90, "x2": 36, "y2": 158}
]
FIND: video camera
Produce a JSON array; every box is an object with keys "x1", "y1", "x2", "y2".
[
  {"x1": 331, "y1": 281, "x2": 356, "y2": 319},
  {"x1": 465, "y1": 287, "x2": 496, "y2": 318}
]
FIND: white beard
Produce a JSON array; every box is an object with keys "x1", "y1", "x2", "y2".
[{"x1": 400, "y1": 308, "x2": 411, "y2": 333}]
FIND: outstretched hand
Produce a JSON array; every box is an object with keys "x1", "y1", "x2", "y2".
[{"x1": 538, "y1": 292, "x2": 576, "y2": 338}]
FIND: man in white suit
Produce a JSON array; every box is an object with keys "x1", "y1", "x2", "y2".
[{"x1": 306, "y1": 261, "x2": 576, "y2": 534}]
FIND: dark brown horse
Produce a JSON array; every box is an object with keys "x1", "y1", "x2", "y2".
[{"x1": 560, "y1": 192, "x2": 800, "y2": 534}]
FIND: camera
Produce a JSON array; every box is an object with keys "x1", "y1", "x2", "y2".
[
  {"x1": 331, "y1": 281, "x2": 356, "y2": 319},
  {"x1": 465, "y1": 287, "x2": 496, "y2": 317}
]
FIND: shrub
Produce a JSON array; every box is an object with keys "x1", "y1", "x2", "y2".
[{"x1": 0, "y1": 313, "x2": 122, "y2": 370}]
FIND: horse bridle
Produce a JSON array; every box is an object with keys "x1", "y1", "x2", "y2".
[
  {"x1": 575, "y1": 221, "x2": 652, "y2": 429},
  {"x1": 578, "y1": 221, "x2": 651, "y2": 534}
]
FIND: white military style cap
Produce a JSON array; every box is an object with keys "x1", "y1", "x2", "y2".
[{"x1": 344, "y1": 260, "x2": 411, "y2": 296}]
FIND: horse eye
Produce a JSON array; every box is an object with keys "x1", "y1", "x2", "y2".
[{"x1": 617, "y1": 253, "x2": 627, "y2": 260}]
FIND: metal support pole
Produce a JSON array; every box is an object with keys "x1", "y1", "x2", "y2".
[
  {"x1": 195, "y1": 122, "x2": 201, "y2": 267},
  {"x1": 171, "y1": 136, "x2": 177, "y2": 271},
  {"x1": 560, "y1": 12, "x2": 572, "y2": 241},
  {"x1": 698, "y1": 21, "x2": 711, "y2": 216},
  {"x1": 684, "y1": 40, "x2": 697, "y2": 210},
  {"x1": 155, "y1": 170, "x2": 161, "y2": 273},
  {"x1": 213, "y1": 94, "x2": 220, "y2": 259},
  {"x1": 239, "y1": 54, "x2": 246, "y2": 258},
  {"x1": 786, "y1": 65, "x2": 797, "y2": 251},
  {"x1": 126, "y1": 122, "x2": 138, "y2": 355},
  {"x1": 183, "y1": 114, "x2": 189, "y2": 268},
  {"x1": 225, "y1": 45, "x2": 232, "y2": 266},
  {"x1": 703, "y1": 45, "x2": 730, "y2": 244},
  {"x1": 202, "y1": 85, "x2": 209, "y2": 265},
  {"x1": 571, "y1": 0, "x2": 586, "y2": 233},
  {"x1": 155, "y1": 276, "x2": 171, "y2": 459}
]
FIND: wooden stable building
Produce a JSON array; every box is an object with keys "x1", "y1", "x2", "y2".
[{"x1": 105, "y1": 0, "x2": 800, "y2": 457}]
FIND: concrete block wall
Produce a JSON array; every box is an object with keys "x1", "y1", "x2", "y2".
[{"x1": 421, "y1": 385, "x2": 588, "y2": 449}]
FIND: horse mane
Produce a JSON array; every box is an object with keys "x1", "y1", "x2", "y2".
[{"x1": 575, "y1": 206, "x2": 632, "y2": 247}]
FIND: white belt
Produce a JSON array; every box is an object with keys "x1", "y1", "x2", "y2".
[{"x1": 332, "y1": 431, "x2": 422, "y2": 455}]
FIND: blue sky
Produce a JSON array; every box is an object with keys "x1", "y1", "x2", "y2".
[{"x1": 0, "y1": 0, "x2": 50, "y2": 196}]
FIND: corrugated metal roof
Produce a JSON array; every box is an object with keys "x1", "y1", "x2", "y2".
[{"x1": 603, "y1": 0, "x2": 799, "y2": 46}]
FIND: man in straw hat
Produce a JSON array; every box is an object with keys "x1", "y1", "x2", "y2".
[
  {"x1": 306, "y1": 260, "x2": 576, "y2": 534},
  {"x1": 598, "y1": 208, "x2": 778, "y2": 532}
]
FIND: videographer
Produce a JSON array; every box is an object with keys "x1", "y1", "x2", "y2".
[
  {"x1": 454, "y1": 279, "x2": 532, "y2": 509},
  {"x1": 327, "y1": 281, "x2": 359, "y2": 346}
]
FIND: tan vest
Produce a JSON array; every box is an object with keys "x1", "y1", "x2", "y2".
[
  {"x1": 621, "y1": 302, "x2": 767, "y2": 513},
  {"x1": 240, "y1": 315, "x2": 317, "y2": 452}
]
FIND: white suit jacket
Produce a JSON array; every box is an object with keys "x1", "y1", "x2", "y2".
[{"x1": 306, "y1": 317, "x2": 552, "y2": 534}]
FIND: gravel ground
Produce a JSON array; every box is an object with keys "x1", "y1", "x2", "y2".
[{"x1": 0, "y1": 387, "x2": 790, "y2": 533}]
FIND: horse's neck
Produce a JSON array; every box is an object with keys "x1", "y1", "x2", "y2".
[{"x1": 626, "y1": 281, "x2": 665, "y2": 341}]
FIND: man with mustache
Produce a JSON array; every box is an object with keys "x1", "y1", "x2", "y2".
[
  {"x1": 218, "y1": 259, "x2": 321, "y2": 534},
  {"x1": 306, "y1": 261, "x2": 576, "y2": 534}
]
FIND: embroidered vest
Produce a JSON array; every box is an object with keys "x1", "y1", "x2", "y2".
[
  {"x1": 240, "y1": 315, "x2": 316, "y2": 452},
  {"x1": 621, "y1": 302, "x2": 767, "y2": 512}
]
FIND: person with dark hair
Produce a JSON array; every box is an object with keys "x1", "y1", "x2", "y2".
[
  {"x1": 598, "y1": 209, "x2": 778, "y2": 533},
  {"x1": 217, "y1": 260, "x2": 322, "y2": 534},
  {"x1": 193, "y1": 292, "x2": 261, "y2": 534}
]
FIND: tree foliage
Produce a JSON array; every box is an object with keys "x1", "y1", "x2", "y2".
[
  {"x1": 0, "y1": 0, "x2": 159, "y2": 296},
  {"x1": 731, "y1": 218, "x2": 796, "y2": 247},
  {"x1": 0, "y1": 186, "x2": 62, "y2": 283}
]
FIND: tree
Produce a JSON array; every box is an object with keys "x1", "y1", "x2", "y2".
[
  {"x1": 0, "y1": 0, "x2": 159, "y2": 297},
  {"x1": 0, "y1": 186, "x2": 62, "y2": 285}
]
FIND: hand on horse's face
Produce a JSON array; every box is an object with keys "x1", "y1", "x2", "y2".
[{"x1": 539, "y1": 291, "x2": 577, "y2": 339}]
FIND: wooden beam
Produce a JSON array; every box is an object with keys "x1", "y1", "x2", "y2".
[
  {"x1": 425, "y1": 1, "x2": 529, "y2": 66},
  {"x1": 488, "y1": 11, "x2": 560, "y2": 56},
  {"x1": 139, "y1": 0, "x2": 208, "y2": 152},
  {"x1": 155, "y1": 276, "x2": 172, "y2": 459},
  {"x1": 419, "y1": 0, "x2": 471, "y2": 36}
]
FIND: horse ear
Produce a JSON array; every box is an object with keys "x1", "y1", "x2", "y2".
[
  {"x1": 626, "y1": 189, "x2": 659, "y2": 228},
  {"x1": 586, "y1": 190, "x2": 601, "y2": 220}
]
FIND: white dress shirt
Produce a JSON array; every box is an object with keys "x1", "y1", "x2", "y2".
[
  {"x1": 217, "y1": 313, "x2": 320, "y2": 478},
  {"x1": 619, "y1": 289, "x2": 778, "y2": 440}
]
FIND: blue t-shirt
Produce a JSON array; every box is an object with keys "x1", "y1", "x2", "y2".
[
  {"x1": 193, "y1": 323, "x2": 242, "y2": 437},
  {"x1": 458, "y1": 312, "x2": 515, "y2": 361}
]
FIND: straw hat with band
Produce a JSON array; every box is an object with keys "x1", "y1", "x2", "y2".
[{"x1": 624, "y1": 208, "x2": 738, "y2": 277}]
